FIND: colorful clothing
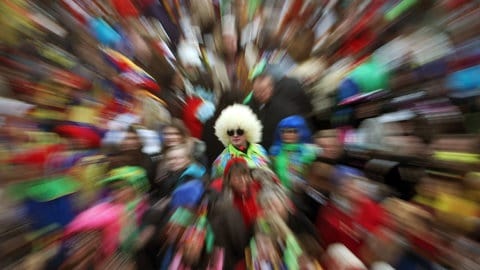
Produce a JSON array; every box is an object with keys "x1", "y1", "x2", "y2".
[
  {"x1": 211, "y1": 143, "x2": 270, "y2": 179},
  {"x1": 233, "y1": 181, "x2": 262, "y2": 228},
  {"x1": 183, "y1": 96, "x2": 215, "y2": 139},
  {"x1": 270, "y1": 143, "x2": 317, "y2": 191},
  {"x1": 316, "y1": 198, "x2": 386, "y2": 256},
  {"x1": 64, "y1": 200, "x2": 146, "y2": 260}
]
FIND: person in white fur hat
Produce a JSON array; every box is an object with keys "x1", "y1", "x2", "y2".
[{"x1": 211, "y1": 104, "x2": 270, "y2": 179}]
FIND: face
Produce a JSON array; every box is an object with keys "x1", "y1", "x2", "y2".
[
  {"x1": 253, "y1": 76, "x2": 274, "y2": 104},
  {"x1": 317, "y1": 136, "x2": 342, "y2": 159},
  {"x1": 229, "y1": 169, "x2": 251, "y2": 194},
  {"x1": 163, "y1": 126, "x2": 184, "y2": 148},
  {"x1": 122, "y1": 131, "x2": 141, "y2": 151},
  {"x1": 227, "y1": 128, "x2": 247, "y2": 148},
  {"x1": 166, "y1": 147, "x2": 191, "y2": 172},
  {"x1": 281, "y1": 128, "x2": 300, "y2": 144}
]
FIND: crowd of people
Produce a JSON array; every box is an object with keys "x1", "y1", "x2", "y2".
[{"x1": 48, "y1": 83, "x2": 326, "y2": 269}]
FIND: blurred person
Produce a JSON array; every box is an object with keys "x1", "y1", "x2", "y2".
[
  {"x1": 209, "y1": 159, "x2": 264, "y2": 268},
  {"x1": 153, "y1": 144, "x2": 206, "y2": 200},
  {"x1": 135, "y1": 179, "x2": 208, "y2": 270},
  {"x1": 246, "y1": 68, "x2": 313, "y2": 149},
  {"x1": 176, "y1": 41, "x2": 216, "y2": 138},
  {"x1": 136, "y1": 0, "x2": 180, "y2": 49},
  {"x1": 139, "y1": 176, "x2": 249, "y2": 270},
  {"x1": 161, "y1": 119, "x2": 207, "y2": 166},
  {"x1": 258, "y1": 189, "x2": 322, "y2": 259},
  {"x1": 218, "y1": 158, "x2": 263, "y2": 229},
  {"x1": 308, "y1": 129, "x2": 348, "y2": 199},
  {"x1": 208, "y1": 14, "x2": 253, "y2": 95},
  {"x1": 211, "y1": 104, "x2": 270, "y2": 179},
  {"x1": 159, "y1": 71, "x2": 187, "y2": 119},
  {"x1": 316, "y1": 173, "x2": 386, "y2": 257},
  {"x1": 107, "y1": 126, "x2": 148, "y2": 167},
  {"x1": 159, "y1": 191, "x2": 213, "y2": 269},
  {"x1": 270, "y1": 115, "x2": 320, "y2": 221},
  {"x1": 201, "y1": 89, "x2": 245, "y2": 170},
  {"x1": 218, "y1": 14, "x2": 251, "y2": 92},
  {"x1": 176, "y1": 40, "x2": 216, "y2": 104},
  {"x1": 252, "y1": 232, "x2": 284, "y2": 269},
  {"x1": 314, "y1": 129, "x2": 346, "y2": 163},
  {"x1": 223, "y1": 24, "x2": 239, "y2": 80},
  {"x1": 153, "y1": 119, "x2": 206, "y2": 199},
  {"x1": 288, "y1": 57, "x2": 327, "y2": 89},
  {"x1": 106, "y1": 125, "x2": 157, "y2": 186},
  {"x1": 51, "y1": 166, "x2": 149, "y2": 269},
  {"x1": 244, "y1": 212, "x2": 322, "y2": 270},
  {"x1": 207, "y1": 198, "x2": 250, "y2": 270},
  {"x1": 270, "y1": 115, "x2": 318, "y2": 192}
]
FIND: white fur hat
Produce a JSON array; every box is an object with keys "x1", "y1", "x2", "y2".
[{"x1": 214, "y1": 104, "x2": 262, "y2": 146}]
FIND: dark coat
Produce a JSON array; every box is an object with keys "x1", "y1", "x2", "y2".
[
  {"x1": 137, "y1": 189, "x2": 249, "y2": 270},
  {"x1": 201, "y1": 116, "x2": 224, "y2": 171},
  {"x1": 249, "y1": 77, "x2": 312, "y2": 149},
  {"x1": 208, "y1": 195, "x2": 251, "y2": 270},
  {"x1": 287, "y1": 210, "x2": 322, "y2": 257}
]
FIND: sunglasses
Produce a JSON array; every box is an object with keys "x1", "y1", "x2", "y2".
[
  {"x1": 281, "y1": 128, "x2": 298, "y2": 134},
  {"x1": 227, "y1": 129, "x2": 245, "y2": 137}
]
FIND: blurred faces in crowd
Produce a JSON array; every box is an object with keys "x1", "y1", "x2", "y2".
[
  {"x1": 165, "y1": 145, "x2": 191, "y2": 172},
  {"x1": 253, "y1": 75, "x2": 274, "y2": 104},
  {"x1": 315, "y1": 129, "x2": 343, "y2": 160}
]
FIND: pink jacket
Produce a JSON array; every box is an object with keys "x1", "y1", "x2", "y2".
[{"x1": 64, "y1": 202, "x2": 124, "y2": 258}]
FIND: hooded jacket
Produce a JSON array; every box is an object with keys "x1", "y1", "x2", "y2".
[{"x1": 269, "y1": 116, "x2": 318, "y2": 191}]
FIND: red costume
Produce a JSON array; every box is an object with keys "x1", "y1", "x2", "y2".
[
  {"x1": 317, "y1": 196, "x2": 385, "y2": 256},
  {"x1": 182, "y1": 96, "x2": 204, "y2": 139}
]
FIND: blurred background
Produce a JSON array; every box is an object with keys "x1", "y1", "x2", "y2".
[{"x1": 1, "y1": 0, "x2": 480, "y2": 269}]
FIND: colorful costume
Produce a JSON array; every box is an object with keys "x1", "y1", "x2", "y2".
[
  {"x1": 270, "y1": 116, "x2": 318, "y2": 191},
  {"x1": 211, "y1": 143, "x2": 270, "y2": 179},
  {"x1": 212, "y1": 104, "x2": 269, "y2": 178}
]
